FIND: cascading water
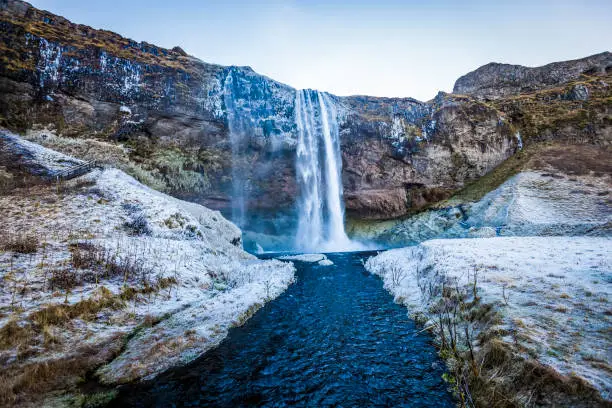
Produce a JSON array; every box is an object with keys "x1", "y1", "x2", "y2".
[
  {"x1": 223, "y1": 69, "x2": 250, "y2": 227},
  {"x1": 294, "y1": 89, "x2": 357, "y2": 252}
]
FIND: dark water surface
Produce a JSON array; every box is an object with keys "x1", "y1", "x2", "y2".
[{"x1": 110, "y1": 251, "x2": 454, "y2": 407}]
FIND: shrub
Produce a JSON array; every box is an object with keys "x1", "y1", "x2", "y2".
[
  {"x1": 2, "y1": 234, "x2": 39, "y2": 254},
  {"x1": 0, "y1": 320, "x2": 32, "y2": 350},
  {"x1": 123, "y1": 213, "x2": 151, "y2": 236},
  {"x1": 49, "y1": 268, "x2": 79, "y2": 291}
]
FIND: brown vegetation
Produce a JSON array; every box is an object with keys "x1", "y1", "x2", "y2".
[
  {"x1": 0, "y1": 334, "x2": 124, "y2": 407},
  {"x1": 415, "y1": 267, "x2": 609, "y2": 408},
  {"x1": 1, "y1": 233, "x2": 39, "y2": 254}
]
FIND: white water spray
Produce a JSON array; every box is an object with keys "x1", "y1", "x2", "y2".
[
  {"x1": 294, "y1": 89, "x2": 358, "y2": 252},
  {"x1": 223, "y1": 69, "x2": 249, "y2": 227}
]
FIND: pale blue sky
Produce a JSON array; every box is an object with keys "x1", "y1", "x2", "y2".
[{"x1": 29, "y1": 0, "x2": 612, "y2": 101}]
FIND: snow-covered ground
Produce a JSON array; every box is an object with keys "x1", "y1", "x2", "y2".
[
  {"x1": 366, "y1": 236, "x2": 612, "y2": 398},
  {"x1": 0, "y1": 134, "x2": 295, "y2": 392},
  {"x1": 1, "y1": 130, "x2": 85, "y2": 176}
]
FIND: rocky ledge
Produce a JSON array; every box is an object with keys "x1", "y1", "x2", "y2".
[{"x1": 454, "y1": 52, "x2": 612, "y2": 100}]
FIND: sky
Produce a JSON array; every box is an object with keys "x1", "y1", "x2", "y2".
[{"x1": 29, "y1": 0, "x2": 612, "y2": 101}]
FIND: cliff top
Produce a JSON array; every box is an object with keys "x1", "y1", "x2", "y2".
[
  {"x1": 0, "y1": 0, "x2": 220, "y2": 72},
  {"x1": 453, "y1": 51, "x2": 612, "y2": 99}
]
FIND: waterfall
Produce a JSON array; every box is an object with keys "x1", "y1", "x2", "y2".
[
  {"x1": 223, "y1": 69, "x2": 249, "y2": 227},
  {"x1": 294, "y1": 89, "x2": 356, "y2": 252}
]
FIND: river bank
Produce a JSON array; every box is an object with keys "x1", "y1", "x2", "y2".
[
  {"x1": 0, "y1": 131, "x2": 295, "y2": 407},
  {"x1": 366, "y1": 236, "x2": 611, "y2": 407}
]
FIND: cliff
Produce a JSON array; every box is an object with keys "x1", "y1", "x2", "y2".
[{"x1": 1, "y1": 0, "x2": 610, "y2": 244}]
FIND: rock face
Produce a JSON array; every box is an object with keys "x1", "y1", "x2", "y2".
[
  {"x1": 0, "y1": 0, "x2": 610, "y2": 240},
  {"x1": 453, "y1": 52, "x2": 612, "y2": 100},
  {"x1": 349, "y1": 144, "x2": 612, "y2": 246},
  {"x1": 340, "y1": 93, "x2": 516, "y2": 219}
]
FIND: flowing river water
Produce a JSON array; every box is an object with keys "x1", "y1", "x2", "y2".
[{"x1": 110, "y1": 251, "x2": 454, "y2": 407}]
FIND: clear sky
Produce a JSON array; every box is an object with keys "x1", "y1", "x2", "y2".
[{"x1": 29, "y1": 0, "x2": 612, "y2": 101}]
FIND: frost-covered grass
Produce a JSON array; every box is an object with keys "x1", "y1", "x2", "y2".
[
  {"x1": 1, "y1": 130, "x2": 84, "y2": 177},
  {"x1": 366, "y1": 236, "x2": 611, "y2": 406},
  {"x1": 0, "y1": 134, "x2": 295, "y2": 406},
  {"x1": 21, "y1": 128, "x2": 226, "y2": 196}
]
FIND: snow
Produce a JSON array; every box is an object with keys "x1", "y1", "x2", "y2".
[
  {"x1": 38, "y1": 38, "x2": 62, "y2": 88},
  {"x1": 1, "y1": 129, "x2": 84, "y2": 176},
  {"x1": 366, "y1": 236, "x2": 612, "y2": 397},
  {"x1": 515, "y1": 131, "x2": 523, "y2": 150},
  {"x1": 0, "y1": 133, "x2": 295, "y2": 384}
]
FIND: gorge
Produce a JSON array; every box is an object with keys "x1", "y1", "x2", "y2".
[{"x1": 0, "y1": 1, "x2": 611, "y2": 407}]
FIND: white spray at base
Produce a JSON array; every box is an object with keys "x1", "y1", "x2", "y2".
[{"x1": 294, "y1": 89, "x2": 364, "y2": 252}]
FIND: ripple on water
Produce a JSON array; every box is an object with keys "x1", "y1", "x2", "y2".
[{"x1": 110, "y1": 251, "x2": 454, "y2": 407}]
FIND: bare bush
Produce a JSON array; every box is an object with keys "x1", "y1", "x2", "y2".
[
  {"x1": 121, "y1": 203, "x2": 151, "y2": 236},
  {"x1": 123, "y1": 213, "x2": 151, "y2": 236},
  {"x1": 388, "y1": 264, "x2": 406, "y2": 287},
  {"x1": 2, "y1": 234, "x2": 39, "y2": 254},
  {"x1": 49, "y1": 268, "x2": 79, "y2": 291},
  {"x1": 69, "y1": 241, "x2": 153, "y2": 286}
]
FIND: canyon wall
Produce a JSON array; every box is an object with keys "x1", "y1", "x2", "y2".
[{"x1": 1, "y1": 0, "x2": 610, "y2": 240}]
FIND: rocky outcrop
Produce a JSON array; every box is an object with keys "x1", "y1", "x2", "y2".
[
  {"x1": 1, "y1": 0, "x2": 610, "y2": 237},
  {"x1": 348, "y1": 144, "x2": 612, "y2": 246},
  {"x1": 453, "y1": 51, "x2": 612, "y2": 100},
  {"x1": 341, "y1": 93, "x2": 516, "y2": 219}
]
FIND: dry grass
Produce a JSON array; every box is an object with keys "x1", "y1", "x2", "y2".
[
  {"x1": 0, "y1": 334, "x2": 125, "y2": 407},
  {"x1": 0, "y1": 319, "x2": 33, "y2": 350},
  {"x1": 1, "y1": 234, "x2": 39, "y2": 254},
  {"x1": 463, "y1": 339, "x2": 608, "y2": 408},
  {"x1": 418, "y1": 270, "x2": 609, "y2": 408},
  {"x1": 68, "y1": 241, "x2": 155, "y2": 286},
  {"x1": 30, "y1": 287, "x2": 125, "y2": 327},
  {"x1": 525, "y1": 144, "x2": 612, "y2": 176},
  {"x1": 449, "y1": 145, "x2": 536, "y2": 203}
]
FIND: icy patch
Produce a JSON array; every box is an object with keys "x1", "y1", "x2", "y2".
[
  {"x1": 318, "y1": 259, "x2": 334, "y2": 266},
  {"x1": 38, "y1": 38, "x2": 62, "y2": 88},
  {"x1": 515, "y1": 131, "x2": 523, "y2": 150}
]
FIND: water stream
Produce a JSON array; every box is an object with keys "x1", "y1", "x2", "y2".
[{"x1": 110, "y1": 252, "x2": 454, "y2": 407}]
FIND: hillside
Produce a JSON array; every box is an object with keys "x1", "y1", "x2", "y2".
[{"x1": 0, "y1": 130, "x2": 295, "y2": 406}]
